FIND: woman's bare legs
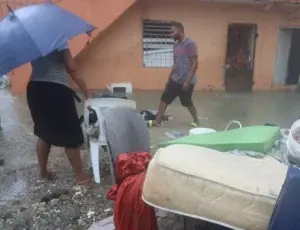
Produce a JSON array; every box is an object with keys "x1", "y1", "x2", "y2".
[
  {"x1": 65, "y1": 148, "x2": 91, "y2": 185},
  {"x1": 36, "y1": 138, "x2": 51, "y2": 181},
  {"x1": 37, "y1": 139, "x2": 90, "y2": 184}
]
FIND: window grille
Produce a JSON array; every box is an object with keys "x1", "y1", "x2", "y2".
[{"x1": 142, "y1": 19, "x2": 174, "y2": 68}]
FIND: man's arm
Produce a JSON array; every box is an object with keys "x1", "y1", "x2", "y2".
[
  {"x1": 168, "y1": 64, "x2": 176, "y2": 82},
  {"x1": 185, "y1": 41, "x2": 198, "y2": 84},
  {"x1": 185, "y1": 56, "x2": 198, "y2": 84}
]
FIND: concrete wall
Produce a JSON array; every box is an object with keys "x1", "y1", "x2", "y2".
[
  {"x1": 6, "y1": 1, "x2": 300, "y2": 93},
  {"x1": 76, "y1": 1, "x2": 300, "y2": 91},
  {"x1": 76, "y1": 4, "x2": 143, "y2": 90}
]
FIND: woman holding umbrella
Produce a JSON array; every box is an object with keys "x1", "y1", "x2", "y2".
[
  {"x1": 28, "y1": 43, "x2": 91, "y2": 185},
  {"x1": 0, "y1": 3, "x2": 96, "y2": 185}
]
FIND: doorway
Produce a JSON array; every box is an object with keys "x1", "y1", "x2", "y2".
[
  {"x1": 274, "y1": 28, "x2": 300, "y2": 85},
  {"x1": 224, "y1": 24, "x2": 257, "y2": 92}
]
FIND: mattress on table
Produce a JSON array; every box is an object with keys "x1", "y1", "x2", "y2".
[
  {"x1": 158, "y1": 126, "x2": 280, "y2": 154},
  {"x1": 142, "y1": 144, "x2": 288, "y2": 230}
]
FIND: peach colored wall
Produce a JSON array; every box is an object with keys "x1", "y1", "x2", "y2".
[
  {"x1": 89, "y1": 0, "x2": 136, "y2": 32},
  {"x1": 8, "y1": 0, "x2": 135, "y2": 94},
  {"x1": 76, "y1": 4, "x2": 143, "y2": 89},
  {"x1": 77, "y1": 1, "x2": 300, "y2": 91}
]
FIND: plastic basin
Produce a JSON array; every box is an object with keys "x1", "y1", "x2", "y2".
[{"x1": 189, "y1": 128, "x2": 216, "y2": 135}]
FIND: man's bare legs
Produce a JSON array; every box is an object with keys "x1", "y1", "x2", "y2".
[
  {"x1": 65, "y1": 148, "x2": 91, "y2": 185},
  {"x1": 155, "y1": 101, "x2": 199, "y2": 126},
  {"x1": 187, "y1": 104, "x2": 199, "y2": 125},
  {"x1": 155, "y1": 101, "x2": 168, "y2": 126},
  {"x1": 36, "y1": 138, "x2": 51, "y2": 181}
]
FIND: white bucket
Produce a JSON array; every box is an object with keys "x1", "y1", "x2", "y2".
[
  {"x1": 189, "y1": 128, "x2": 216, "y2": 135},
  {"x1": 287, "y1": 120, "x2": 300, "y2": 158}
]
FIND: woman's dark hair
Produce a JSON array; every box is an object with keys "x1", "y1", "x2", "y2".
[{"x1": 171, "y1": 21, "x2": 184, "y2": 33}]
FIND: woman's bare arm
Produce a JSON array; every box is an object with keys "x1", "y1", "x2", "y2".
[{"x1": 63, "y1": 50, "x2": 90, "y2": 98}]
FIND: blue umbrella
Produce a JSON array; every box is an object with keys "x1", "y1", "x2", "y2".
[{"x1": 0, "y1": 3, "x2": 95, "y2": 76}]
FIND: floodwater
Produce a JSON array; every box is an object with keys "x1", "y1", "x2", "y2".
[
  {"x1": 0, "y1": 89, "x2": 300, "y2": 204},
  {"x1": 133, "y1": 90, "x2": 300, "y2": 145}
]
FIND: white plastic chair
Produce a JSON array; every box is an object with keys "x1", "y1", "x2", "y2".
[{"x1": 83, "y1": 98, "x2": 137, "y2": 184}]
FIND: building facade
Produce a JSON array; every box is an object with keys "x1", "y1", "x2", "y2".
[{"x1": 3, "y1": 0, "x2": 300, "y2": 93}]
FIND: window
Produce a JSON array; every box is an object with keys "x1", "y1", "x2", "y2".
[{"x1": 142, "y1": 19, "x2": 174, "y2": 68}]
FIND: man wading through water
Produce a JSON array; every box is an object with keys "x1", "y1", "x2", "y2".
[{"x1": 155, "y1": 21, "x2": 199, "y2": 127}]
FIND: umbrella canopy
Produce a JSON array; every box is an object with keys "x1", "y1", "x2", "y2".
[{"x1": 0, "y1": 3, "x2": 95, "y2": 76}]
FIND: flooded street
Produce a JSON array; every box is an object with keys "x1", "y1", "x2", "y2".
[
  {"x1": 0, "y1": 90, "x2": 35, "y2": 208},
  {"x1": 0, "y1": 90, "x2": 35, "y2": 172},
  {"x1": 134, "y1": 91, "x2": 300, "y2": 146},
  {"x1": 0, "y1": 89, "x2": 300, "y2": 229}
]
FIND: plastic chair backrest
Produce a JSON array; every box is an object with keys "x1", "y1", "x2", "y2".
[{"x1": 83, "y1": 98, "x2": 136, "y2": 126}]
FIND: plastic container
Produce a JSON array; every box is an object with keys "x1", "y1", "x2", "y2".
[
  {"x1": 189, "y1": 128, "x2": 216, "y2": 135},
  {"x1": 287, "y1": 120, "x2": 300, "y2": 158},
  {"x1": 280, "y1": 129, "x2": 289, "y2": 142},
  {"x1": 225, "y1": 120, "x2": 242, "y2": 131}
]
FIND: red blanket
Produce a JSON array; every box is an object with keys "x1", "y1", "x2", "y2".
[{"x1": 107, "y1": 152, "x2": 158, "y2": 230}]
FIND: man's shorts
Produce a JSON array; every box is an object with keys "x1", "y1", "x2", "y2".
[{"x1": 161, "y1": 80, "x2": 195, "y2": 107}]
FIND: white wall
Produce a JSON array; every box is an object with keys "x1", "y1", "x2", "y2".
[{"x1": 273, "y1": 28, "x2": 293, "y2": 84}]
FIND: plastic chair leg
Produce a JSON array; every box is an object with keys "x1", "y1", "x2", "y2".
[
  {"x1": 105, "y1": 143, "x2": 116, "y2": 184},
  {"x1": 89, "y1": 140, "x2": 101, "y2": 184}
]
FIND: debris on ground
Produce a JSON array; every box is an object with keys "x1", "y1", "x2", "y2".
[
  {"x1": 88, "y1": 212, "x2": 184, "y2": 230},
  {"x1": 0, "y1": 155, "x2": 184, "y2": 230},
  {"x1": 88, "y1": 216, "x2": 114, "y2": 230},
  {"x1": 0, "y1": 180, "x2": 113, "y2": 230},
  {"x1": 0, "y1": 158, "x2": 113, "y2": 230}
]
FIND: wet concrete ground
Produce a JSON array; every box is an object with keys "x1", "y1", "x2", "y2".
[
  {"x1": 0, "y1": 89, "x2": 78, "y2": 207},
  {"x1": 0, "y1": 89, "x2": 300, "y2": 229}
]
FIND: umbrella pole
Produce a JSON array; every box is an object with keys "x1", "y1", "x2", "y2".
[{"x1": 6, "y1": 5, "x2": 15, "y2": 15}]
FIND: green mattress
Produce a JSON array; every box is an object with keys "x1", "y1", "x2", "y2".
[{"x1": 158, "y1": 126, "x2": 280, "y2": 153}]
